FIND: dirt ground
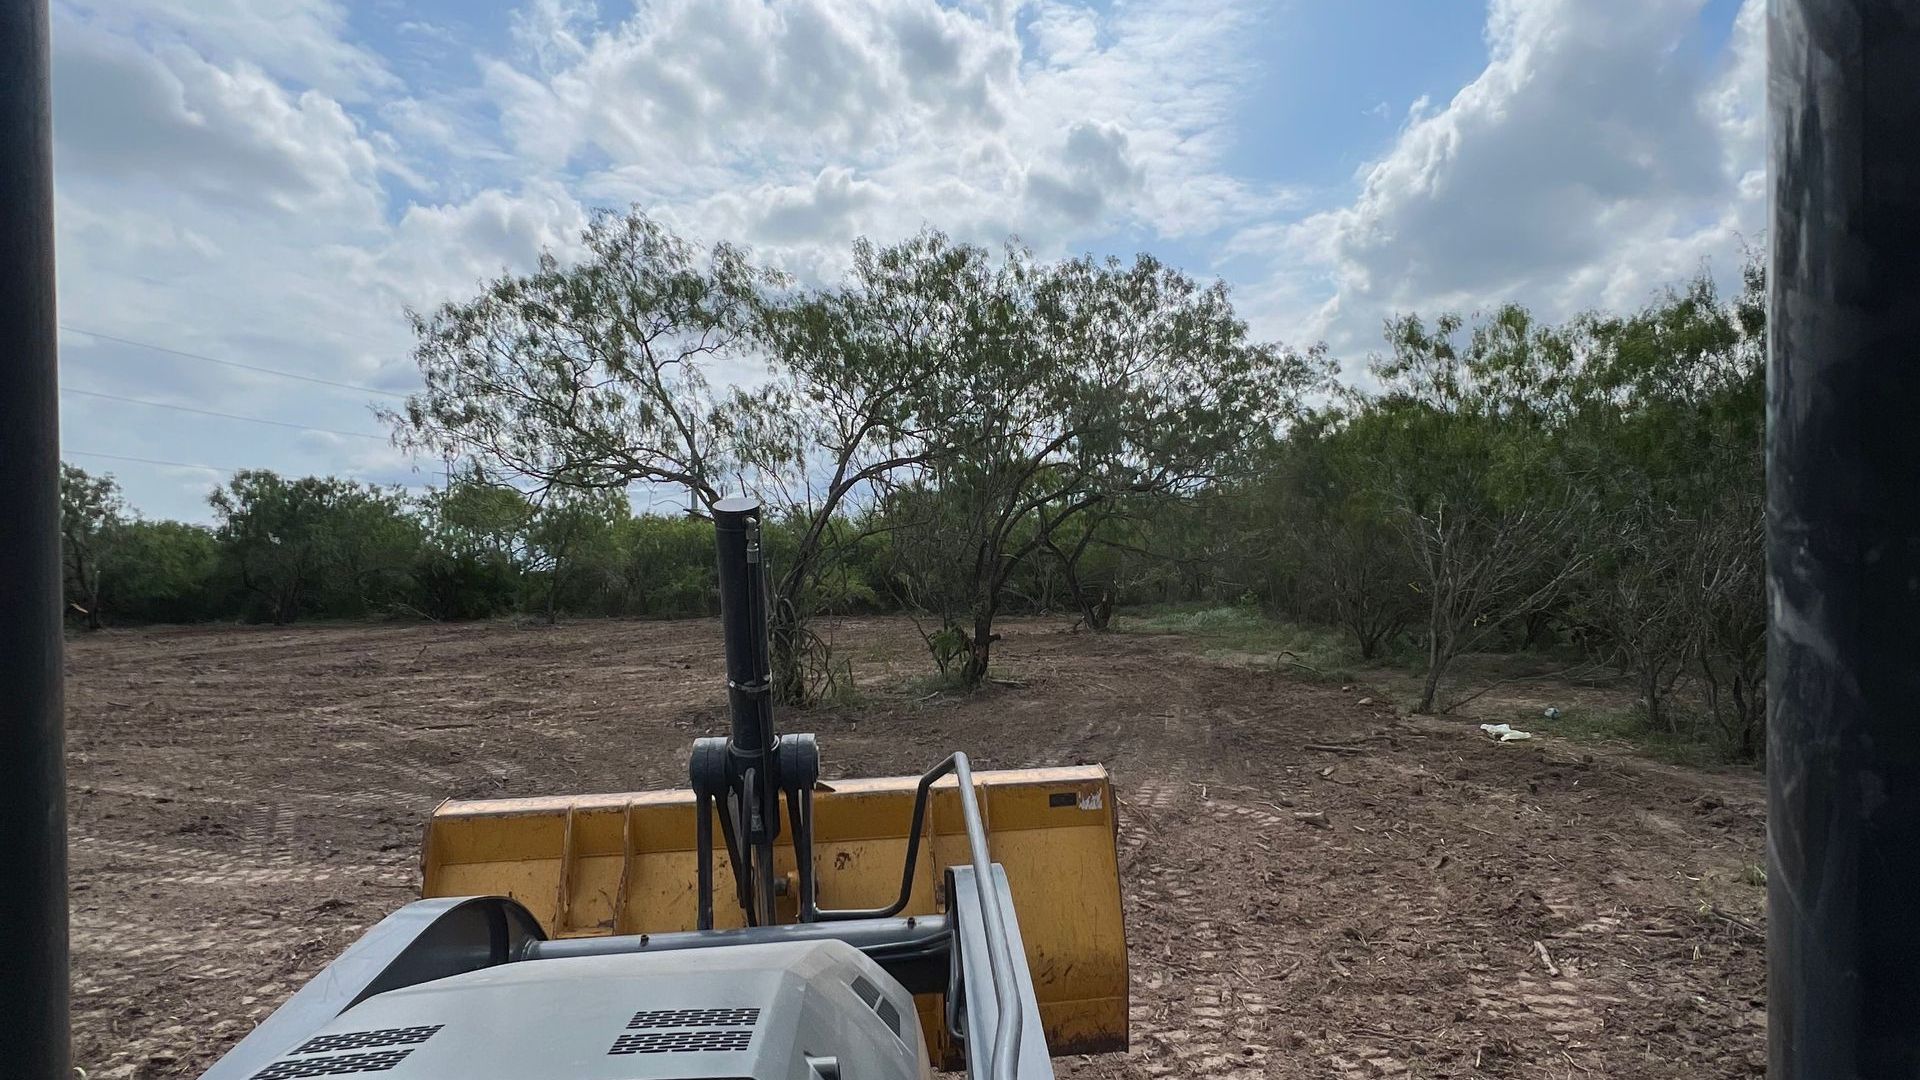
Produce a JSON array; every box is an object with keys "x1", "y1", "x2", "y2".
[{"x1": 65, "y1": 617, "x2": 1767, "y2": 1079}]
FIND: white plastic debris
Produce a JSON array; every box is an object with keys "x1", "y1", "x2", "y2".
[{"x1": 1479, "y1": 723, "x2": 1534, "y2": 743}]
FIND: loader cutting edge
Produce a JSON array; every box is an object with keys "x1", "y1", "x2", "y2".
[{"x1": 420, "y1": 763, "x2": 1129, "y2": 1062}]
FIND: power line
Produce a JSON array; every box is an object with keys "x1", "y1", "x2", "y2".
[
  {"x1": 60, "y1": 325, "x2": 413, "y2": 399},
  {"x1": 64, "y1": 387, "x2": 389, "y2": 442},
  {"x1": 103, "y1": 276, "x2": 404, "y2": 353},
  {"x1": 63, "y1": 450, "x2": 230, "y2": 473},
  {"x1": 63, "y1": 449, "x2": 435, "y2": 490}
]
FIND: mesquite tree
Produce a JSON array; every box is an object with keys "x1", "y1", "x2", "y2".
[
  {"x1": 1357, "y1": 310, "x2": 1591, "y2": 713},
  {"x1": 887, "y1": 234, "x2": 1322, "y2": 684},
  {"x1": 59, "y1": 464, "x2": 126, "y2": 629},
  {"x1": 390, "y1": 209, "x2": 775, "y2": 505},
  {"x1": 740, "y1": 235, "x2": 966, "y2": 701},
  {"x1": 394, "y1": 211, "x2": 946, "y2": 703},
  {"x1": 208, "y1": 471, "x2": 419, "y2": 624}
]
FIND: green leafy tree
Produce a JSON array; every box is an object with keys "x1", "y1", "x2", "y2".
[
  {"x1": 1233, "y1": 418, "x2": 1417, "y2": 659},
  {"x1": 1570, "y1": 499, "x2": 1702, "y2": 730},
  {"x1": 617, "y1": 514, "x2": 717, "y2": 617},
  {"x1": 209, "y1": 471, "x2": 420, "y2": 623},
  {"x1": 525, "y1": 487, "x2": 628, "y2": 623},
  {"x1": 105, "y1": 520, "x2": 221, "y2": 623},
  {"x1": 430, "y1": 474, "x2": 536, "y2": 561},
  {"x1": 412, "y1": 476, "x2": 534, "y2": 620},
  {"x1": 878, "y1": 480, "x2": 981, "y2": 674},
  {"x1": 59, "y1": 464, "x2": 127, "y2": 629},
  {"x1": 736, "y1": 235, "x2": 959, "y2": 701},
  {"x1": 392, "y1": 209, "x2": 926, "y2": 696},
  {"x1": 1357, "y1": 310, "x2": 1593, "y2": 713},
  {"x1": 906, "y1": 239, "x2": 1322, "y2": 684},
  {"x1": 1333, "y1": 260, "x2": 1762, "y2": 728},
  {"x1": 389, "y1": 208, "x2": 778, "y2": 505},
  {"x1": 1562, "y1": 265, "x2": 1764, "y2": 741}
]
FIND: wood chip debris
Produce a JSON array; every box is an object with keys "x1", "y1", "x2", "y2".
[{"x1": 1534, "y1": 939, "x2": 1561, "y2": 977}]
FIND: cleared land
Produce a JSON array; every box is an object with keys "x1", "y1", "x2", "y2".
[{"x1": 66, "y1": 618, "x2": 1766, "y2": 1079}]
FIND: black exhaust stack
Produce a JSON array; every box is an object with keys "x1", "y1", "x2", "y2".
[
  {"x1": 714, "y1": 498, "x2": 778, "y2": 810},
  {"x1": 692, "y1": 500, "x2": 817, "y2": 930},
  {"x1": 0, "y1": 0, "x2": 69, "y2": 1074},
  {"x1": 1769, "y1": 1, "x2": 1920, "y2": 1075}
]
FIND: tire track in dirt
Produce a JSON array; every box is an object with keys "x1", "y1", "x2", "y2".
[
  {"x1": 1117, "y1": 774, "x2": 1186, "y2": 864},
  {"x1": 72, "y1": 835, "x2": 411, "y2": 887},
  {"x1": 1116, "y1": 782, "x2": 1283, "y2": 1080},
  {"x1": 67, "y1": 619, "x2": 1770, "y2": 1080}
]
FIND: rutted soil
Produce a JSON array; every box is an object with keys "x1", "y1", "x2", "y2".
[{"x1": 65, "y1": 617, "x2": 1767, "y2": 1078}]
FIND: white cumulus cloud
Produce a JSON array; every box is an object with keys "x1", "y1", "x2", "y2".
[
  {"x1": 48, "y1": 0, "x2": 1766, "y2": 520},
  {"x1": 1252, "y1": 0, "x2": 1766, "y2": 359}
]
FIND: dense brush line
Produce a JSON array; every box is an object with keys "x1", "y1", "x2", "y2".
[{"x1": 61, "y1": 213, "x2": 1764, "y2": 758}]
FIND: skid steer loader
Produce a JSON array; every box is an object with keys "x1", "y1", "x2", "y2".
[{"x1": 196, "y1": 500, "x2": 1128, "y2": 1080}]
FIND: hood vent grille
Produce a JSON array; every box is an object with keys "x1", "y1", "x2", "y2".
[
  {"x1": 294, "y1": 1026, "x2": 443, "y2": 1054},
  {"x1": 609, "y1": 1030, "x2": 754, "y2": 1055},
  {"x1": 626, "y1": 1007, "x2": 760, "y2": 1030},
  {"x1": 874, "y1": 998, "x2": 902, "y2": 1038},
  {"x1": 253, "y1": 1050, "x2": 412, "y2": 1079},
  {"x1": 850, "y1": 976, "x2": 904, "y2": 1042},
  {"x1": 611, "y1": 1006, "x2": 759, "y2": 1055}
]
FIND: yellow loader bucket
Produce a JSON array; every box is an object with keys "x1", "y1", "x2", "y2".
[{"x1": 421, "y1": 764, "x2": 1128, "y2": 1064}]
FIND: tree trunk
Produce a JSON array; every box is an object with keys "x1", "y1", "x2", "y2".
[
  {"x1": 1049, "y1": 536, "x2": 1112, "y2": 633},
  {"x1": 1417, "y1": 664, "x2": 1442, "y2": 714},
  {"x1": 770, "y1": 559, "x2": 818, "y2": 706},
  {"x1": 770, "y1": 614, "x2": 809, "y2": 707},
  {"x1": 1522, "y1": 609, "x2": 1553, "y2": 650},
  {"x1": 1732, "y1": 676, "x2": 1759, "y2": 759},
  {"x1": 1351, "y1": 614, "x2": 1380, "y2": 660},
  {"x1": 1088, "y1": 588, "x2": 1114, "y2": 631},
  {"x1": 1058, "y1": 556, "x2": 1089, "y2": 624},
  {"x1": 1699, "y1": 656, "x2": 1723, "y2": 732},
  {"x1": 1416, "y1": 629, "x2": 1444, "y2": 714},
  {"x1": 1065, "y1": 576, "x2": 1113, "y2": 632},
  {"x1": 82, "y1": 571, "x2": 102, "y2": 631},
  {"x1": 964, "y1": 608, "x2": 997, "y2": 686}
]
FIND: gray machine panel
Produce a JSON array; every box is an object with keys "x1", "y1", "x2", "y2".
[
  {"x1": 202, "y1": 897, "x2": 547, "y2": 1080},
  {"x1": 950, "y1": 865, "x2": 1054, "y2": 1080},
  {"x1": 234, "y1": 940, "x2": 928, "y2": 1080}
]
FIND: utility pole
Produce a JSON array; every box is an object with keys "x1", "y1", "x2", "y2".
[
  {"x1": 0, "y1": 0, "x2": 71, "y2": 1075},
  {"x1": 1769, "y1": 2, "x2": 1920, "y2": 1075}
]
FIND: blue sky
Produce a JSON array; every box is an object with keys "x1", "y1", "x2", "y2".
[{"x1": 49, "y1": 0, "x2": 1764, "y2": 522}]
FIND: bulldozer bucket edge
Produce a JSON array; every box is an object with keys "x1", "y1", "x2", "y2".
[{"x1": 420, "y1": 763, "x2": 1129, "y2": 1064}]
